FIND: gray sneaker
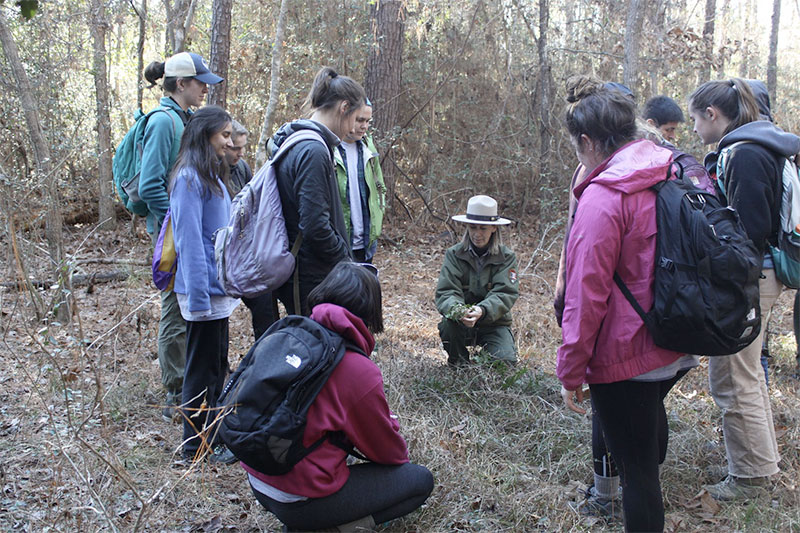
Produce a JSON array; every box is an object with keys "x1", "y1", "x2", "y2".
[
  {"x1": 704, "y1": 475, "x2": 771, "y2": 501},
  {"x1": 570, "y1": 486, "x2": 623, "y2": 521}
]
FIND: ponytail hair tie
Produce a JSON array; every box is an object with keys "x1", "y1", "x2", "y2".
[{"x1": 730, "y1": 80, "x2": 738, "y2": 91}]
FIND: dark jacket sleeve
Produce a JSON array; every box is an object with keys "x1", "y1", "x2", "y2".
[
  {"x1": 435, "y1": 248, "x2": 465, "y2": 317},
  {"x1": 292, "y1": 145, "x2": 350, "y2": 261},
  {"x1": 477, "y1": 251, "x2": 519, "y2": 323},
  {"x1": 724, "y1": 145, "x2": 780, "y2": 255}
]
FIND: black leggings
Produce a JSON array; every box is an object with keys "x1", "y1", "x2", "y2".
[
  {"x1": 589, "y1": 370, "x2": 688, "y2": 533},
  {"x1": 251, "y1": 462, "x2": 434, "y2": 531},
  {"x1": 592, "y1": 412, "x2": 617, "y2": 478}
]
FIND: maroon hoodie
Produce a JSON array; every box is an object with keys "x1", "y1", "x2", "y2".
[{"x1": 242, "y1": 303, "x2": 409, "y2": 498}]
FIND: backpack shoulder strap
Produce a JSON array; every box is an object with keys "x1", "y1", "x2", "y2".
[{"x1": 271, "y1": 129, "x2": 328, "y2": 166}]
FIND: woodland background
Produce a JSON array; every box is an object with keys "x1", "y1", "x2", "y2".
[{"x1": 1, "y1": 0, "x2": 800, "y2": 532}]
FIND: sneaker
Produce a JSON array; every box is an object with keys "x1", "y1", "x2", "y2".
[
  {"x1": 570, "y1": 485, "x2": 623, "y2": 521},
  {"x1": 208, "y1": 445, "x2": 238, "y2": 465},
  {"x1": 704, "y1": 475, "x2": 771, "y2": 501}
]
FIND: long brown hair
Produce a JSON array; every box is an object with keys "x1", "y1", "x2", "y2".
[
  {"x1": 301, "y1": 66, "x2": 366, "y2": 118},
  {"x1": 689, "y1": 78, "x2": 761, "y2": 136}
]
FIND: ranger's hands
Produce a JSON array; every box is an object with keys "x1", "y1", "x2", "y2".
[{"x1": 460, "y1": 306, "x2": 483, "y2": 328}]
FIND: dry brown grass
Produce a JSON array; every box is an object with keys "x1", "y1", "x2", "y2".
[{"x1": 1, "y1": 219, "x2": 799, "y2": 532}]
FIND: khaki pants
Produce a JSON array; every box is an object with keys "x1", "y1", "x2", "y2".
[
  {"x1": 709, "y1": 269, "x2": 781, "y2": 479},
  {"x1": 151, "y1": 230, "x2": 186, "y2": 404}
]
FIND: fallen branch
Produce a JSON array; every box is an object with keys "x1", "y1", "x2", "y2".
[{"x1": 1, "y1": 270, "x2": 131, "y2": 290}]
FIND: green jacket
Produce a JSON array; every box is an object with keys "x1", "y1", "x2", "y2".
[
  {"x1": 138, "y1": 96, "x2": 190, "y2": 235},
  {"x1": 435, "y1": 243, "x2": 519, "y2": 327},
  {"x1": 333, "y1": 134, "x2": 386, "y2": 254}
]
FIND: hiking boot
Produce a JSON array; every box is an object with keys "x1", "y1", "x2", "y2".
[
  {"x1": 161, "y1": 404, "x2": 179, "y2": 422},
  {"x1": 570, "y1": 485, "x2": 623, "y2": 521},
  {"x1": 209, "y1": 445, "x2": 238, "y2": 465},
  {"x1": 704, "y1": 475, "x2": 771, "y2": 501}
]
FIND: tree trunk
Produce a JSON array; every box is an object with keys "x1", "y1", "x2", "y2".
[
  {"x1": 136, "y1": 0, "x2": 146, "y2": 111},
  {"x1": 163, "y1": 0, "x2": 195, "y2": 54},
  {"x1": 255, "y1": 0, "x2": 290, "y2": 168},
  {"x1": 622, "y1": 0, "x2": 645, "y2": 92},
  {"x1": 0, "y1": 10, "x2": 67, "y2": 319},
  {"x1": 364, "y1": 0, "x2": 405, "y2": 213},
  {"x1": 767, "y1": 0, "x2": 780, "y2": 105},
  {"x1": 537, "y1": 0, "x2": 552, "y2": 192},
  {"x1": 739, "y1": 0, "x2": 754, "y2": 78},
  {"x1": 90, "y1": 0, "x2": 116, "y2": 229},
  {"x1": 208, "y1": 0, "x2": 232, "y2": 108},
  {"x1": 700, "y1": 0, "x2": 715, "y2": 83}
]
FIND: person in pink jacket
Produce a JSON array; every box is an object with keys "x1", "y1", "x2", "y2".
[
  {"x1": 557, "y1": 76, "x2": 698, "y2": 533},
  {"x1": 243, "y1": 262, "x2": 433, "y2": 531}
]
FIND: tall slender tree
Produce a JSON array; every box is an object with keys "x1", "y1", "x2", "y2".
[
  {"x1": 0, "y1": 9, "x2": 67, "y2": 318},
  {"x1": 622, "y1": 0, "x2": 645, "y2": 92},
  {"x1": 136, "y1": 0, "x2": 146, "y2": 111},
  {"x1": 255, "y1": 0, "x2": 289, "y2": 168},
  {"x1": 767, "y1": 0, "x2": 781, "y2": 105},
  {"x1": 701, "y1": 0, "x2": 716, "y2": 83},
  {"x1": 163, "y1": 0, "x2": 195, "y2": 54},
  {"x1": 208, "y1": 0, "x2": 232, "y2": 108},
  {"x1": 364, "y1": 0, "x2": 405, "y2": 210},
  {"x1": 90, "y1": 0, "x2": 116, "y2": 229}
]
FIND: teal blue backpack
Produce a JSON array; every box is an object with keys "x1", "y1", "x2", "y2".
[{"x1": 112, "y1": 107, "x2": 177, "y2": 217}]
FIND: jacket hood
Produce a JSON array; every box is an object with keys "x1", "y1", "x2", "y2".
[
  {"x1": 575, "y1": 139, "x2": 673, "y2": 198},
  {"x1": 270, "y1": 119, "x2": 340, "y2": 152},
  {"x1": 311, "y1": 303, "x2": 375, "y2": 356},
  {"x1": 718, "y1": 120, "x2": 800, "y2": 157}
]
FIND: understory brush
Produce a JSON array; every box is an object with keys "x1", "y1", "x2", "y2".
[{"x1": 1, "y1": 224, "x2": 799, "y2": 532}]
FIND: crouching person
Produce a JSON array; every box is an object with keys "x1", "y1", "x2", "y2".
[
  {"x1": 242, "y1": 263, "x2": 434, "y2": 532},
  {"x1": 435, "y1": 195, "x2": 519, "y2": 365}
]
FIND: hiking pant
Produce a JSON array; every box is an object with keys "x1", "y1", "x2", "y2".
[
  {"x1": 589, "y1": 370, "x2": 687, "y2": 533},
  {"x1": 438, "y1": 318, "x2": 516, "y2": 364},
  {"x1": 241, "y1": 292, "x2": 277, "y2": 341},
  {"x1": 709, "y1": 269, "x2": 781, "y2": 479},
  {"x1": 151, "y1": 231, "x2": 186, "y2": 405},
  {"x1": 251, "y1": 462, "x2": 434, "y2": 531},
  {"x1": 182, "y1": 318, "x2": 229, "y2": 458}
]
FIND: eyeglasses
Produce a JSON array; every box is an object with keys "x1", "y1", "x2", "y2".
[{"x1": 353, "y1": 262, "x2": 379, "y2": 276}]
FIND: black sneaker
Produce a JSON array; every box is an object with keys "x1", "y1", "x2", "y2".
[{"x1": 209, "y1": 445, "x2": 238, "y2": 465}]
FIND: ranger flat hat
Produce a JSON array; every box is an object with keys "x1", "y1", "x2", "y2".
[{"x1": 452, "y1": 195, "x2": 511, "y2": 225}]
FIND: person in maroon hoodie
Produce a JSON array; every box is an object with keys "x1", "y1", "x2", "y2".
[{"x1": 242, "y1": 262, "x2": 434, "y2": 531}]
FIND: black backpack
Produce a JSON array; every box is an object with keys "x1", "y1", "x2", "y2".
[
  {"x1": 217, "y1": 315, "x2": 360, "y2": 475},
  {"x1": 613, "y1": 163, "x2": 762, "y2": 356}
]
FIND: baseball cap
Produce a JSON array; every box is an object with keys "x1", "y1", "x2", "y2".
[{"x1": 164, "y1": 52, "x2": 224, "y2": 85}]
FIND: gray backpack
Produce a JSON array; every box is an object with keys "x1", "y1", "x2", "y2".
[{"x1": 214, "y1": 129, "x2": 327, "y2": 299}]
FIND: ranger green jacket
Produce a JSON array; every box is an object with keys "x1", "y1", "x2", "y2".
[
  {"x1": 333, "y1": 134, "x2": 386, "y2": 253},
  {"x1": 435, "y1": 243, "x2": 519, "y2": 327}
]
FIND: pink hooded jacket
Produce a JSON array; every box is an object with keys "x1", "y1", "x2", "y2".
[
  {"x1": 243, "y1": 303, "x2": 408, "y2": 498},
  {"x1": 557, "y1": 139, "x2": 683, "y2": 391}
]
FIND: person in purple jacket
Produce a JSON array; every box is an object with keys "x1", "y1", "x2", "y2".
[
  {"x1": 557, "y1": 76, "x2": 698, "y2": 532},
  {"x1": 169, "y1": 106, "x2": 240, "y2": 464}
]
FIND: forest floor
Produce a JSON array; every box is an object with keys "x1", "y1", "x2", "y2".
[{"x1": 1, "y1": 217, "x2": 800, "y2": 532}]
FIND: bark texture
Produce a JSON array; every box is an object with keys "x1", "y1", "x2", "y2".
[
  {"x1": 364, "y1": 0, "x2": 405, "y2": 210},
  {"x1": 767, "y1": 0, "x2": 780, "y2": 105},
  {"x1": 90, "y1": 0, "x2": 116, "y2": 228},
  {"x1": 255, "y1": 0, "x2": 289, "y2": 168},
  {"x1": 622, "y1": 0, "x2": 645, "y2": 91},
  {"x1": 208, "y1": 0, "x2": 232, "y2": 108}
]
